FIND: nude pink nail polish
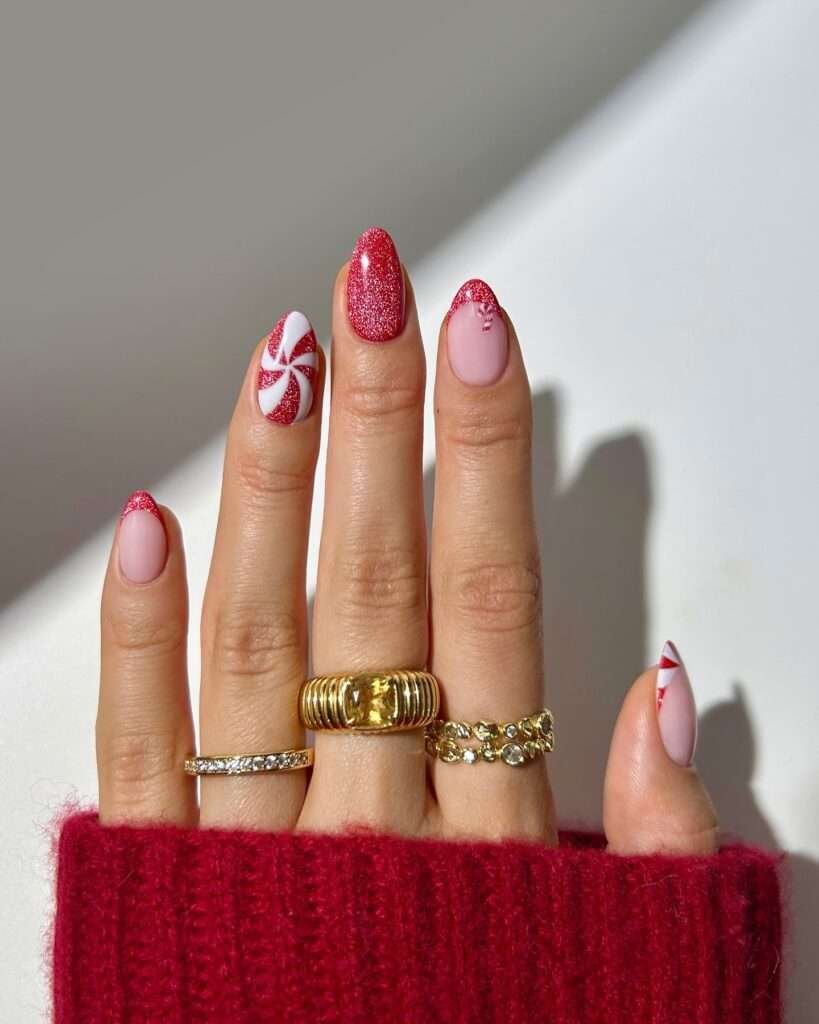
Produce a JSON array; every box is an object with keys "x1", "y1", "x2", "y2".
[
  {"x1": 446, "y1": 279, "x2": 508, "y2": 386},
  {"x1": 346, "y1": 226, "x2": 405, "y2": 342},
  {"x1": 656, "y1": 641, "x2": 698, "y2": 766},
  {"x1": 118, "y1": 491, "x2": 167, "y2": 583},
  {"x1": 257, "y1": 311, "x2": 318, "y2": 424}
]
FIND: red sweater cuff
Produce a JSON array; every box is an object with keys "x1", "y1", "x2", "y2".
[{"x1": 53, "y1": 812, "x2": 782, "y2": 1023}]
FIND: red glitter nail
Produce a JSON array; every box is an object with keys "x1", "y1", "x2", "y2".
[
  {"x1": 446, "y1": 279, "x2": 500, "y2": 327},
  {"x1": 120, "y1": 490, "x2": 161, "y2": 521},
  {"x1": 346, "y1": 226, "x2": 405, "y2": 342}
]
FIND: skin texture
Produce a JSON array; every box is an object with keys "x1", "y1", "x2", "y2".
[{"x1": 96, "y1": 238, "x2": 718, "y2": 855}]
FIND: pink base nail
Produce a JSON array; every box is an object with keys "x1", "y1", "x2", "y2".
[
  {"x1": 118, "y1": 491, "x2": 167, "y2": 583},
  {"x1": 656, "y1": 641, "x2": 698, "y2": 766},
  {"x1": 446, "y1": 279, "x2": 508, "y2": 386}
]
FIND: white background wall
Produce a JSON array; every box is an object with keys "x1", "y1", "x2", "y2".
[{"x1": 1, "y1": 0, "x2": 817, "y2": 1019}]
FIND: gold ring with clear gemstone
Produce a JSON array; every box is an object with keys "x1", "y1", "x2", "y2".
[
  {"x1": 184, "y1": 747, "x2": 313, "y2": 775},
  {"x1": 425, "y1": 709, "x2": 555, "y2": 766},
  {"x1": 299, "y1": 670, "x2": 440, "y2": 732}
]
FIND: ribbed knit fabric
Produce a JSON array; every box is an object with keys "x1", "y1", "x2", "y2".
[{"x1": 53, "y1": 812, "x2": 782, "y2": 1023}]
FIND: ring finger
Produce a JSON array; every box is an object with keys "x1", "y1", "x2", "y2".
[{"x1": 430, "y1": 281, "x2": 556, "y2": 842}]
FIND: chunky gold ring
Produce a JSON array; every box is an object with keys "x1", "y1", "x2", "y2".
[
  {"x1": 184, "y1": 747, "x2": 313, "y2": 775},
  {"x1": 299, "y1": 670, "x2": 439, "y2": 732},
  {"x1": 425, "y1": 709, "x2": 555, "y2": 766}
]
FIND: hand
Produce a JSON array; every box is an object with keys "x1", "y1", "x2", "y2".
[{"x1": 96, "y1": 227, "x2": 717, "y2": 853}]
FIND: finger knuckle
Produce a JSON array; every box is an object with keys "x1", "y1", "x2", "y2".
[
  {"x1": 342, "y1": 376, "x2": 424, "y2": 428},
  {"x1": 444, "y1": 409, "x2": 531, "y2": 461},
  {"x1": 103, "y1": 604, "x2": 186, "y2": 657},
  {"x1": 205, "y1": 601, "x2": 303, "y2": 682},
  {"x1": 98, "y1": 729, "x2": 180, "y2": 792},
  {"x1": 336, "y1": 544, "x2": 426, "y2": 617},
  {"x1": 234, "y1": 447, "x2": 314, "y2": 506},
  {"x1": 443, "y1": 558, "x2": 541, "y2": 634}
]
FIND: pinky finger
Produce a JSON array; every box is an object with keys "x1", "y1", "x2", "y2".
[{"x1": 97, "y1": 492, "x2": 196, "y2": 826}]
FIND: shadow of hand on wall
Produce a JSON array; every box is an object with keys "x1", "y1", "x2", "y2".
[
  {"x1": 531, "y1": 389, "x2": 650, "y2": 824},
  {"x1": 697, "y1": 682, "x2": 777, "y2": 848},
  {"x1": 698, "y1": 684, "x2": 819, "y2": 1023}
]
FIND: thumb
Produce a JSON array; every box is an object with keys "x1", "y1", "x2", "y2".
[{"x1": 604, "y1": 641, "x2": 718, "y2": 855}]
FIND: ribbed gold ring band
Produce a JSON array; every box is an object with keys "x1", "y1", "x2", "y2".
[
  {"x1": 184, "y1": 748, "x2": 313, "y2": 776},
  {"x1": 299, "y1": 670, "x2": 440, "y2": 732}
]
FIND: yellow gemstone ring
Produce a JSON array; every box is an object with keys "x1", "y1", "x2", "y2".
[{"x1": 299, "y1": 670, "x2": 439, "y2": 732}]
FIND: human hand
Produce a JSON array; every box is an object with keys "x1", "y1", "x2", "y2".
[{"x1": 97, "y1": 227, "x2": 717, "y2": 854}]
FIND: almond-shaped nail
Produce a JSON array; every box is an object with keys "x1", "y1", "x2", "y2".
[
  {"x1": 656, "y1": 641, "x2": 698, "y2": 766},
  {"x1": 346, "y1": 226, "x2": 405, "y2": 342},
  {"x1": 257, "y1": 311, "x2": 318, "y2": 424},
  {"x1": 446, "y1": 279, "x2": 508, "y2": 386},
  {"x1": 118, "y1": 491, "x2": 167, "y2": 583}
]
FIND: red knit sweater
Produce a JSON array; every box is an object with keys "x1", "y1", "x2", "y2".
[{"x1": 53, "y1": 813, "x2": 782, "y2": 1022}]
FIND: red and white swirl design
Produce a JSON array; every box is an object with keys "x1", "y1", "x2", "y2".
[{"x1": 257, "y1": 311, "x2": 318, "y2": 424}]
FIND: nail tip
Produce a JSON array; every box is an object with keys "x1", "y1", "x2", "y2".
[
  {"x1": 447, "y1": 278, "x2": 500, "y2": 322},
  {"x1": 121, "y1": 490, "x2": 161, "y2": 520},
  {"x1": 659, "y1": 639, "x2": 683, "y2": 666},
  {"x1": 352, "y1": 224, "x2": 395, "y2": 250}
]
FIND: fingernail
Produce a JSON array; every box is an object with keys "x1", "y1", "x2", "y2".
[
  {"x1": 656, "y1": 641, "x2": 698, "y2": 766},
  {"x1": 118, "y1": 491, "x2": 167, "y2": 583},
  {"x1": 446, "y1": 279, "x2": 508, "y2": 386},
  {"x1": 257, "y1": 310, "x2": 318, "y2": 424},
  {"x1": 346, "y1": 226, "x2": 405, "y2": 342}
]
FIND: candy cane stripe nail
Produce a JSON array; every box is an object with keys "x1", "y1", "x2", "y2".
[
  {"x1": 656, "y1": 640, "x2": 682, "y2": 710},
  {"x1": 656, "y1": 640, "x2": 698, "y2": 765},
  {"x1": 257, "y1": 311, "x2": 318, "y2": 424}
]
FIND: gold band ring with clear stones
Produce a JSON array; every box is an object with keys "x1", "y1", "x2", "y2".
[
  {"x1": 299, "y1": 670, "x2": 440, "y2": 732},
  {"x1": 425, "y1": 709, "x2": 555, "y2": 766},
  {"x1": 184, "y1": 747, "x2": 313, "y2": 775}
]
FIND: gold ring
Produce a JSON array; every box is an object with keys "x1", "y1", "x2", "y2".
[
  {"x1": 184, "y1": 747, "x2": 313, "y2": 775},
  {"x1": 299, "y1": 670, "x2": 439, "y2": 732},
  {"x1": 425, "y1": 709, "x2": 555, "y2": 766}
]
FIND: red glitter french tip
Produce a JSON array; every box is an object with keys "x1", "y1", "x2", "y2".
[
  {"x1": 120, "y1": 490, "x2": 161, "y2": 521},
  {"x1": 346, "y1": 226, "x2": 405, "y2": 342},
  {"x1": 257, "y1": 311, "x2": 318, "y2": 424},
  {"x1": 446, "y1": 278, "x2": 500, "y2": 324}
]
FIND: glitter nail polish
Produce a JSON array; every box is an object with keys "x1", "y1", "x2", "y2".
[
  {"x1": 257, "y1": 311, "x2": 318, "y2": 424},
  {"x1": 445, "y1": 278, "x2": 501, "y2": 325},
  {"x1": 346, "y1": 226, "x2": 405, "y2": 342},
  {"x1": 120, "y1": 490, "x2": 162, "y2": 521}
]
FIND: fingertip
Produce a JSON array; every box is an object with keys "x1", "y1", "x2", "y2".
[
  {"x1": 114, "y1": 491, "x2": 169, "y2": 586},
  {"x1": 333, "y1": 247, "x2": 419, "y2": 350},
  {"x1": 436, "y1": 280, "x2": 530, "y2": 404},
  {"x1": 604, "y1": 663, "x2": 718, "y2": 855},
  {"x1": 252, "y1": 312, "x2": 322, "y2": 427},
  {"x1": 345, "y1": 226, "x2": 406, "y2": 343}
]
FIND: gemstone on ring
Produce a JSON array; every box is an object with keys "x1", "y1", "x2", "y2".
[{"x1": 500, "y1": 742, "x2": 525, "y2": 766}]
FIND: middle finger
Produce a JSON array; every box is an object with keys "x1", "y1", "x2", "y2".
[{"x1": 301, "y1": 228, "x2": 428, "y2": 833}]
